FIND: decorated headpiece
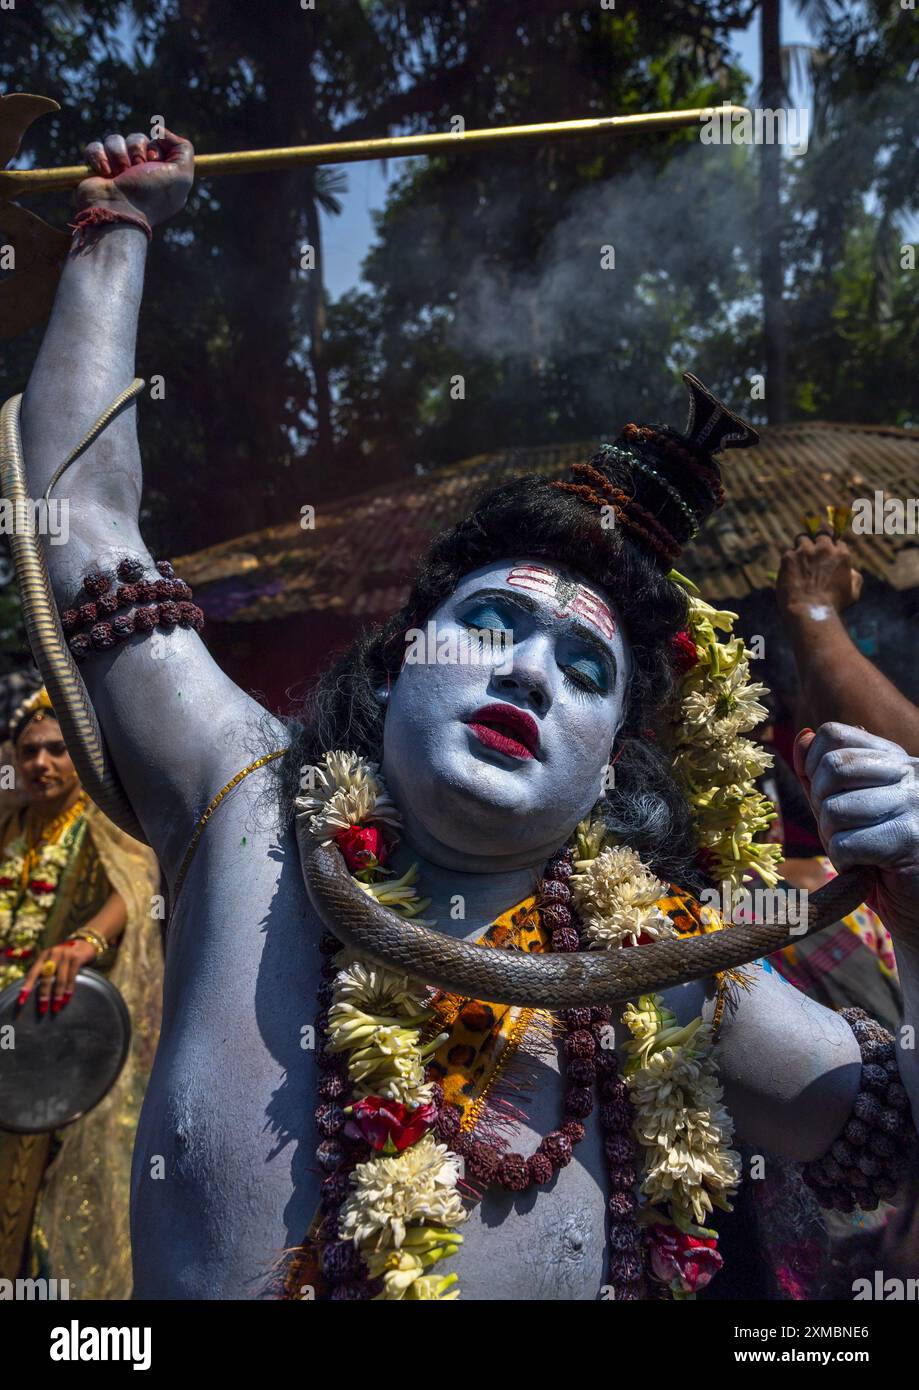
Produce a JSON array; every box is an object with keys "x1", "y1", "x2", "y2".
[
  {"x1": 548, "y1": 373, "x2": 776, "y2": 887},
  {"x1": 8, "y1": 685, "x2": 55, "y2": 745},
  {"x1": 552, "y1": 372, "x2": 759, "y2": 568}
]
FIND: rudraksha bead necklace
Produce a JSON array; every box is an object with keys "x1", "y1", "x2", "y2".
[{"x1": 312, "y1": 846, "x2": 646, "y2": 1299}]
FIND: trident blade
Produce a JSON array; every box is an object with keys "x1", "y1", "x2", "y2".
[{"x1": 0, "y1": 92, "x2": 60, "y2": 168}]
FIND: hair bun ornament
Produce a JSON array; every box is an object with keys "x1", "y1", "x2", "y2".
[
  {"x1": 680, "y1": 371, "x2": 760, "y2": 458},
  {"x1": 553, "y1": 373, "x2": 759, "y2": 570}
]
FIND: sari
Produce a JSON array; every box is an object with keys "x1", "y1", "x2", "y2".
[{"x1": 0, "y1": 774, "x2": 161, "y2": 1298}]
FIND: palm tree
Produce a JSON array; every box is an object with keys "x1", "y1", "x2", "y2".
[
  {"x1": 304, "y1": 166, "x2": 348, "y2": 477},
  {"x1": 759, "y1": 0, "x2": 787, "y2": 422},
  {"x1": 758, "y1": 0, "x2": 837, "y2": 423}
]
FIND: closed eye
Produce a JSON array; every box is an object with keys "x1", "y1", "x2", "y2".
[
  {"x1": 561, "y1": 661, "x2": 607, "y2": 696},
  {"x1": 458, "y1": 601, "x2": 516, "y2": 633}
]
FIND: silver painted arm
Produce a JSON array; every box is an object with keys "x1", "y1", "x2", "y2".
[{"x1": 18, "y1": 223, "x2": 283, "y2": 879}]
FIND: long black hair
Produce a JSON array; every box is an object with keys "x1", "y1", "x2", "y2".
[{"x1": 275, "y1": 443, "x2": 709, "y2": 894}]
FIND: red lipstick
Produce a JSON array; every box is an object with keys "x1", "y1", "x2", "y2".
[{"x1": 464, "y1": 703, "x2": 540, "y2": 760}]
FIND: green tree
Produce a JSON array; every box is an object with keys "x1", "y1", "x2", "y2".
[{"x1": 327, "y1": 1, "x2": 757, "y2": 490}]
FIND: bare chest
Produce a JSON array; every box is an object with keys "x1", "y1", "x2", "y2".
[
  {"x1": 143, "y1": 814, "x2": 706, "y2": 1299},
  {"x1": 452, "y1": 1041, "x2": 611, "y2": 1300}
]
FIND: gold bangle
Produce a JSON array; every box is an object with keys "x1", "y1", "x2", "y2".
[{"x1": 71, "y1": 928, "x2": 107, "y2": 957}]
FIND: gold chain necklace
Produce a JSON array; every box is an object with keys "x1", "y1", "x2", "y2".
[{"x1": 18, "y1": 793, "x2": 87, "y2": 892}]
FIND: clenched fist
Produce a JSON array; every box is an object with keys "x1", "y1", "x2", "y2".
[
  {"x1": 76, "y1": 129, "x2": 194, "y2": 227},
  {"x1": 796, "y1": 723, "x2": 919, "y2": 948}
]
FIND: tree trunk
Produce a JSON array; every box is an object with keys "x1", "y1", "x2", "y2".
[
  {"x1": 760, "y1": 0, "x2": 789, "y2": 423},
  {"x1": 304, "y1": 182, "x2": 334, "y2": 483}
]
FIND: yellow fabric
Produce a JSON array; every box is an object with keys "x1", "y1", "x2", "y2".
[
  {"x1": 0, "y1": 798, "x2": 161, "y2": 1297},
  {"x1": 0, "y1": 801, "x2": 110, "y2": 1279},
  {"x1": 425, "y1": 895, "x2": 555, "y2": 1132},
  {"x1": 32, "y1": 802, "x2": 162, "y2": 1299},
  {"x1": 423, "y1": 882, "x2": 733, "y2": 1135}
]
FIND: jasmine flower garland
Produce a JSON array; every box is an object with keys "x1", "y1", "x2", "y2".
[
  {"x1": 621, "y1": 991, "x2": 742, "y2": 1298},
  {"x1": 667, "y1": 570, "x2": 784, "y2": 891},
  {"x1": 298, "y1": 754, "x2": 743, "y2": 1301},
  {"x1": 0, "y1": 835, "x2": 78, "y2": 990},
  {"x1": 569, "y1": 834, "x2": 677, "y2": 949},
  {"x1": 297, "y1": 754, "x2": 464, "y2": 1300}
]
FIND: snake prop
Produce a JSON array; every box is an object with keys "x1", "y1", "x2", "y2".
[{"x1": 1, "y1": 385, "x2": 874, "y2": 1006}]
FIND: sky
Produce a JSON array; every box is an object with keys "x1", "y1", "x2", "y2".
[{"x1": 319, "y1": 1, "x2": 818, "y2": 301}]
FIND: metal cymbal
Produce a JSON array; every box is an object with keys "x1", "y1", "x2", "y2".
[{"x1": 0, "y1": 969, "x2": 130, "y2": 1134}]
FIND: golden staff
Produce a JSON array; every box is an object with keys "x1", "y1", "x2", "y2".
[{"x1": 0, "y1": 93, "x2": 749, "y2": 335}]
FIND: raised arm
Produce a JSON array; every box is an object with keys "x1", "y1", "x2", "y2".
[
  {"x1": 17, "y1": 130, "x2": 284, "y2": 875},
  {"x1": 776, "y1": 534, "x2": 919, "y2": 756}
]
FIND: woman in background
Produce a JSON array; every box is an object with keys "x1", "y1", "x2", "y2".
[{"x1": 0, "y1": 686, "x2": 162, "y2": 1297}]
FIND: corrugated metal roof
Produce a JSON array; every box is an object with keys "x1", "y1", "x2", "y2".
[{"x1": 175, "y1": 421, "x2": 919, "y2": 621}]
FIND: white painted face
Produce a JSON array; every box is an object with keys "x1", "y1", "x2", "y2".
[{"x1": 381, "y1": 558, "x2": 632, "y2": 868}]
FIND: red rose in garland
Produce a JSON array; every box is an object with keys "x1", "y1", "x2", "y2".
[
  {"x1": 344, "y1": 1096, "x2": 437, "y2": 1152},
  {"x1": 669, "y1": 629, "x2": 699, "y2": 676},
  {"x1": 647, "y1": 1223, "x2": 723, "y2": 1295},
  {"x1": 334, "y1": 824, "x2": 390, "y2": 873}
]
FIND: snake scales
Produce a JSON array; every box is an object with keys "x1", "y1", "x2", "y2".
[
  {"x1": 302, "y1": 837, "x2": 876, "y2": 1008},
  {"x1": 1, "y1": 382, "x2": 875, "y2": 1006}
]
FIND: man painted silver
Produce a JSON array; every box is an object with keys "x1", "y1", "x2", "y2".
[{"x1": 16, "y1": 128, "x2": 919, "y2": 1299}]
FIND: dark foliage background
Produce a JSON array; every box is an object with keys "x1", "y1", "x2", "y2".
[{"x1": 0, "y1": 1, "x2": 915, "y2": 673}]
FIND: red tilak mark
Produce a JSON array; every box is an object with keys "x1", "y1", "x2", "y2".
[
  {"x1": 506, "y1": 565, "x2": 558, "y2": 597},
  {"x1": 568, "y1": 591, "x2": 616, "y2": 641},
  {"x1": 506, "y1": 566, "x2": 616, "y2": 641}
]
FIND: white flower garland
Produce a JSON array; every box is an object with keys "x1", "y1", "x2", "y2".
[
  {"x1": 667, "y1": 571, "x2": 783, "y2": 892},
  {"x1": 566, "y1": 813, "x2": 741, "y2": 1258},
  {"x1": 296, "y1": 755, "x2": 465, "y2": 1300},
  {"x1": 0, "y1": 836, "x2": 73, "y2": 991},
  {"x1": 299, "y1": 725, "x2": 746, "y2": 1300},
  {"x1": 622, "y1": 993, "x2": 741, "y2": 1230},
  {"x1": 297, "y1": 751, "x2": 401, "y2": 843},
  {"x1": 327, "y1": 957, "x2": 465, "y2": 1299},
  {"x1": 570, "y1": 830, "x2": 676, "y2": 950}
]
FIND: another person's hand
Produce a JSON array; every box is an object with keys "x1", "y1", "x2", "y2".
[
  {"x1": 76, "y1": 129, "x2": 194, "y2": 227},
  {"x1": 795, "y1": 722, "x2": 919, "y2": 947},
  {"x1": 16, "y1": 938, "x2": 99, "y2": 1014},
  {"x1": 776, "y1": 534, "x2": 862, "y2": 618}
]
